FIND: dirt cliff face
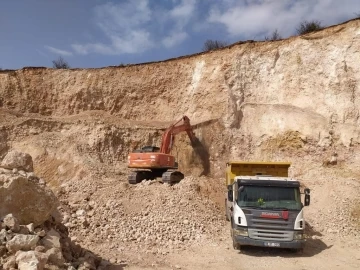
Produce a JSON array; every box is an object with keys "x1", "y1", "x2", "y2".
[
  {"x1": 1, "y1": 20, "x2": 359, "y2": 161},
  {"x1": 0, "y1": 20, "x2": 359, "y2": 191}
]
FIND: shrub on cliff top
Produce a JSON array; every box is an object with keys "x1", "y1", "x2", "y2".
[
  {"x1": 296, "y1": 20, "x2": 323, "y2": 35},
  {"x1": 265, "y1": 29, "x2": 282, "y2": 41},
  {"x1": 202, "y1": 39, "x2": 228, "y2": 51},
  {"x1": 52, "y1": 56, "x2": 70, "y2": 69}
]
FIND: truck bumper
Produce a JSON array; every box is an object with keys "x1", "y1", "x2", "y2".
[{"x1": 234, "y1": 236, "x2": 305, "y2": 249}]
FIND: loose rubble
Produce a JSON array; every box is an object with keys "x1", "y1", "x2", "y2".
[
  {"x1": 0, "y1": 212, "x2": 103, "y2": 269},
  {"x1": 0, "y1": 151, "x2": 103, "y2": 270},
  {"x1": 58, "y1": 177, "x2": 227, "y2": 257},
  {"x1": 304, "y1": 177, "x2": 360, "y2": 239},
  {"x1": 55, "y1": 166, "x2": 360, "y2": 264}
]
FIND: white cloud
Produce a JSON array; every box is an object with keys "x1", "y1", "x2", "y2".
[
  {"x1": 208, "y1": 0, "x2": 360, "y2": 39},
  {"x1": 110, "y1": 30, "x2": 153, "y2": 54},
  {"x1": 72, "y1": 43, "x2": 113, "y2": 55},
  {"x1": 72, "y1": 30, "x2": 153, "y2": 55},
  {"x1": 170, "y1": 0, "x2": 196, "y2": 20},
  {"x1": 69, "y1": 0, "x2": 360, "y2": 57},
  {"x1": 72, "y1": 0, "x2": 153, "y2": 55},
  {"x1": 45, "y1": 45, "x2": 73, "y2": 56},
  {"x1": 56, "y1": 0, "x2": 360, "y2": 56},
  {"x1": 161, "y1": 0, "x2": 196, "y2": 48},
  {"x1": 162, "y1": 31, "x2": 188, "y2": 48},
  {"x1": 71, "y1": 0, "x2": 198, "y2": 55}
]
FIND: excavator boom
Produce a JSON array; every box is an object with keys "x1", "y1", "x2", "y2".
[{"x1": 160, "y1": 116, "x2": 196, "y2": 154}]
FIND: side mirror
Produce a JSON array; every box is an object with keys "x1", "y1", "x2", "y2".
[{"x1": 304, "y1": 188, "x2": 310, "y2": 206}]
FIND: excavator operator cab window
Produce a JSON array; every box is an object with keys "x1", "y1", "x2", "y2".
[{"x1": 134, "y1": 146, "x2": 160, "y2": 153}]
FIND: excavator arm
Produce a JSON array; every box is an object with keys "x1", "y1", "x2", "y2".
[{"x1": 160, "y1": 116, "x2": 196, "y2": 154}]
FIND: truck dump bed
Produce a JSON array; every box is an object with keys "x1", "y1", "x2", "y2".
[{"x1": 225, "y1": 161, "x2": 291, "y2": 187}]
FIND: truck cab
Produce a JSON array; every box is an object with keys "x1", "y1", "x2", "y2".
[{"x1": 225, "y1": 162, "x2": 310, "y2": 251}]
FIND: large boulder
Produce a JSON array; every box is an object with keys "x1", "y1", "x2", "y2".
[
  {"x1": 0, "y1": 150, "x2": 34, "y2": 172},
  {"x1": 0, "y1": 151, "x2": 103, "y2": 269},
  {"x1": 0, "y1": 151, "x2": 57, "y2": 226}
]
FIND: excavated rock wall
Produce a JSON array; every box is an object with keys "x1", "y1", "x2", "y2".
[{"x1": 0, "y1": 20, "x2": 360, "y2": 177}]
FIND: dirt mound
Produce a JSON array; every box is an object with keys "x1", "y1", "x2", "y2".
[{"x1": 56, "y1": 176, "x2": 226, "y2": 261}]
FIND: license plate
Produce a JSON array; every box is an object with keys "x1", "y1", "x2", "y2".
[{"x1": 264, "y1": 242, "x2": 280, "y2": 247}]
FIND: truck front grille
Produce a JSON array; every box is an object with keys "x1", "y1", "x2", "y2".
[
  {"x1": 251, "y1": 218, "x2": 290, "y2": 229},
  {"x1": 248, "y1": 228, "x2": 293, "y2": 241}
]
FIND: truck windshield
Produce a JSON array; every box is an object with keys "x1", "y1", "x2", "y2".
[{"x1": 237, "y1": 186, "x2": 302, "y2": 210}]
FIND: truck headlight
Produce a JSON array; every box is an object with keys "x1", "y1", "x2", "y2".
[
  {"x1": 233, "y1": 227, "x2": 248, "y2": 237},
  {"x1": 294, "y1": 231, "x2": 304, "y2": 240}
]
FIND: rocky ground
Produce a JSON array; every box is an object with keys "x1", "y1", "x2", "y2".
[
  {"x1": 1, "y1": 111, "x2": 360, "y2": 270},
  {"x1": 61, "y1": 178, "x2": 225, "y2": 253},
  {"x1": 53, "y1": 168, "x2": 360, "y2": 270}
]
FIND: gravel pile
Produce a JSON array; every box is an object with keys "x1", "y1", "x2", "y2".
[
  {"x1": 58, "y1": 176, "x2": 226, "y2": 256},
  {"x1": 303, "y1": 177, "x2": 360, "y2": 242}
]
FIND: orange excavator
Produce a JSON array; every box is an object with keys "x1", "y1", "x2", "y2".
[{"x1": 127, "y1": 116, "x2": 196, "y2": 184}]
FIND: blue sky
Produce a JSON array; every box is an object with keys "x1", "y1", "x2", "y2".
[{"x1": 1, "y1": 0, "x2": 360, "y2": 69}]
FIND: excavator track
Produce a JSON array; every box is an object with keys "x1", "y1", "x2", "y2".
[
  {"x1": 128, "y1": 170, "x2": 156, "y2": 184},
  {"x1": 128, "y1": 169, "x2": 184, "y2": 185},
  {"x1": 161, "y1": 170, "x2": 184, "y2": 184}
]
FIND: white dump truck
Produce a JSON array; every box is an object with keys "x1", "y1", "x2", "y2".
[{"x1": 225, "y1": 162, "x2": 310, "y2": 251}]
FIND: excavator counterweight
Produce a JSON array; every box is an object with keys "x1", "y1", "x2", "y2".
[{"x1": 127, "y1": 116, "x2": 196, "y2": 184}]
